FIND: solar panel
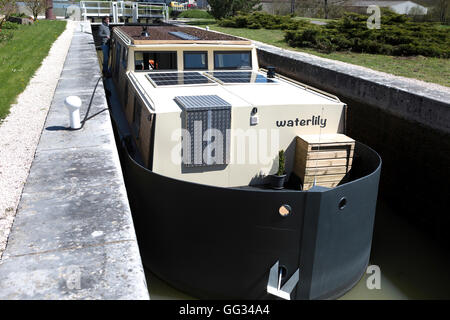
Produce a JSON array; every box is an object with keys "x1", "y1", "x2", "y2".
[
  {"x1": 146, "y1": 72, "x2": 214, "y2": 87},
  {"x1": 206, "y1": 71, "x2": 276, "y2": 84},
  {"x1": 175, "y1": 95, "x2": 231, "y2": 167},
  {"x1": 168, "y1": 31, "x2": 200, "y2": 41},
  {"x1": 174, "y1": 95, "x2": 231, "y2": 111}
]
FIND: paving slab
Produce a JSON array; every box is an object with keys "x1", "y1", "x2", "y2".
[{"x1": 0, "y1": 240, "x2": 147, "y2": 300}]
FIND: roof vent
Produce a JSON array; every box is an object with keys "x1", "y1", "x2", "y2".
[
  {"x1": 267, "y1": 66, "x2": 276, "y2": 78},
  {"x1": 141, "y1": 26, "x2": 149, "y2": 37},
  {"x1": 168, "y1": 31, "x2": 200, "y2": 41}
]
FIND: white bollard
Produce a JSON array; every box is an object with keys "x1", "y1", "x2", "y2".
[
  {"x1": 80, "y1": 23, "x2": 84, "y2": 33},
  {"x1": 64, "y1": 96, "x2": 82, "y2": 129}
]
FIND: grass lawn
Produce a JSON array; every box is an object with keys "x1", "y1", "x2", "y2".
[
  {"x1": 0, "y1": 20, "x2": 67, "y2": 120},
  {"x1": 191, "y1": 23, "x2": 450, "y2": 87}
]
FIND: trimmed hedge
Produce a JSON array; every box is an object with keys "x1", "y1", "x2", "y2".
[
  {"x1": 219, "y1": 12, "x2": 308, "y2": 30},
  {"x1": 219, "y1": 11, "x2": 449, "y2": 58},
  {"x1": 286, "y1": 11, "x2": 450, "y2": 57}
]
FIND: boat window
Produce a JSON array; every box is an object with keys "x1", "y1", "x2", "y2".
[
  {"x1": 214, "y1": 51, "x2": 252, "y2": 70},
  {"x1": 183, "y1": 51, "x2": 208, "y2": 70},
  {"x1": 134, "y1": 51, "x2": 177, "y2": 71},
  {"x1": 146, "y1": 72, "x2": 214, "y2": 87}
]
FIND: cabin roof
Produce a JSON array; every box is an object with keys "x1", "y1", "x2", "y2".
[
  {"x1": 129, "y1": 71, "x2": 343, "y2": 114},
  {"x1": 117, "y1": 26, "x2": 251, "y2": 45}
]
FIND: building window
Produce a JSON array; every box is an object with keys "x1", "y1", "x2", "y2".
[
  {"x1": 134, "y1": 51, "x2": 177, "y2": 71},
  {"x1": 183, "y1": 51, "x2": 208, "y2": 70},
  {"x1": 214, "y1": 51, "x2": 252, "y2": 70}
]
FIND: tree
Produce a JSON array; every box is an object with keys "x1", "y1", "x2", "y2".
[
  {"x1": 0, "y1": 0, "x2": 16, "y2": 28},
  {"x1": 436, "y1": 0, "x2": 449, "y2": 23},
  {"x1": 45, "y1": 0, "x2": 54, "y2": 20},
  {"x1": 208, "y1": 0, "x2": 261, "y2": 20},
  {"x1": 24, "y1": 0, "x2": 46, "y2": 20}
]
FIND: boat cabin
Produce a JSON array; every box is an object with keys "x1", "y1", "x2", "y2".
[{"x1": 110, "y1": 25, "x2": 348, "y2": 188}]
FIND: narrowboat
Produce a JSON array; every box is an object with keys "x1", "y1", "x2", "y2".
[{"x1": 106, "y1": 25, "x2": 381, "y2": 300}]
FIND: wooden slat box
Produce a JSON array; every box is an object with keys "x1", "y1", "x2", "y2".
[{"x1": 294, "y1": 134, "x2": 355, "y2": 190}]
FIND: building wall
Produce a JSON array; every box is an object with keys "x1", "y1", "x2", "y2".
[
  {"x1": 391, "y1": 2, "x2": 428, "y2": 14},
  {"x1": 261, "y1": 0, "x2": 344, "y2": 16},
  {"x1": 343, "y1": 1, "x2": 428, "y2": 15}
]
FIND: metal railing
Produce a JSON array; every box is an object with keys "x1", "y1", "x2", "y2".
[
  {"x1": 138, "y1": 3, "x2": 168, "y2": 17},
  {"x1": 80, "y1": 1, "x2": 169, "y2": 23},
  {"x1": 80, "y1": 1, "x2": 112, "y2": 17}
]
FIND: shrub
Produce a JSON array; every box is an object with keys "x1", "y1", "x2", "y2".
[
  {"x1": 2, "y1": 21, "x2": 18, "y2": 29},
  {"x1": 285, "y1": 10, "x2": 449, "y2": 58},
  {"x1": 219, "y1": 10, "x2": 449, "y2": 58},
  {"x1": 218, "y1": 12, "x2": 302, "y2": 30},
  {"x1": 10, "y1": 13, "x2": 30, "y2": 18},
  {"x1": 219, "y1": 18, "x2": 237, "y2": 27},
  {"x1": 333, "y1": 34, "x2": 353, "y2": 49},
  {"x1": 248, "y1": 23, "x2": 261, "y2": 29},
  {"x1": 0, "y1": 30, "x2": 13, "y2": 43},
  {"x1": 169, "y1": 8, "x2": 182, "y2": 19},
  {"x1": 235, "y1": 16, "x2": 249, "y2": 28}
]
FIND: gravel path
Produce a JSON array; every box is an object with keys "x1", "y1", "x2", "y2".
[{"x1": 0, "y1": 20, "x2": 77, "y2": 259}]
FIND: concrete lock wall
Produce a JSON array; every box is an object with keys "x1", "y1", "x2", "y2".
[{"x1": 256, "y1": 44, "x2": 450, "y2": 244}]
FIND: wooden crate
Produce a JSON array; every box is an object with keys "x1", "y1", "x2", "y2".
[{"x1": 294, "y1": 134, "x2": 355, "y2": 190}]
